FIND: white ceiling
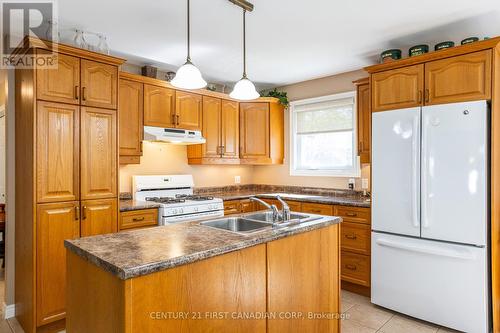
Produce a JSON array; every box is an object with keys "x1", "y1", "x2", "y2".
[{"x1": 56, "y1": 0, "x2": 500, "y2": 90}]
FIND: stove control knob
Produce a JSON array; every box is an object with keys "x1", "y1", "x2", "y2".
[
  {"x1": 194, "y1": 207, "x2": 199, "y2": 212},
  {"x1": 179, "y1": 208, "x2": 184, "y2": 213},
  {"x1": 173, "y1": 209, "x2": 178, "y2": 214}
]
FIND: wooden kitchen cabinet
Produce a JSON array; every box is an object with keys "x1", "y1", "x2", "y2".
[
  {"x1": 80, "y1": 199, "x2": 118, "y2": 237},
  {"x1": 80, "y1": 59, "x2": 118, "y2": 109},
  {"x1": 371, "y1": 64, "x2": 424, "y2": 112},
  {"x1": 335, "y1": 205, "x2": 371, "y2": 224},
  {"x1": 143, "y1": 84, "x2": 176, "y2": 128},
  {"x1": 187, "y1": 97, "x2": 239, "y2": 164},
  {"x1": 36, "y1": 201, "x2": 80, "y2": 326},
  {"x1": 239, "y1": 199, "x2": 255, "y2": 213},
  {"x1": 301, "y1": 202, "x2": 333, "y2": 215},
  {"x1": 355, "y1": 78, "x2": 371, "y2": 163},
  {"x1": 221, "y1": 100, "x2": 239, "y2": 159},
  {"x1": 119, "y1": 209, "x2": 158, "y2": 231},
  {"x1": 175, "y1": 91, "x2": 202, "y2": 130},
  {"x1": 341, "y1": 222, "x2": 371, "y2": 255},
  {"x1": 119, "y1": 78, "x2": 143, "y2": 164},
  {"x1": 223, "y1": 200, "x2": 242, "y2": 215},
  {"x1": 340, "y1": 251, "x2": 370, "y2": 287},
  {"x1": 425, "y1": 50, "x2": 492, "y2": 105},
  {"x1": 240, "y1": 101, "x2": 284, "y2": 164},
  {"x1": 36, "y1": 101, "x2": 80, "y2": 203},
  {"x1": 80, "y1": 107, "x2": 117, "y2": 200},
  {"x1": 36, "y1": 52, "x2": 80, "y2": 104},
  {"x1": 267, "y1": 225, "x2": 340, "y2": 333}
]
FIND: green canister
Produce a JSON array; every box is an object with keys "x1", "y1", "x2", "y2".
[
  {"x1": 461, "y1": 37, "x2": 479, "y2": 45},
  {"x1": 380, "y1": 49, "x2": 402, "y2": 63},
  {"x1": 434, "y1": 41, "x2": 455, "y2": 51},
  {"x1": 409, "y1": 45, "x2": 429, "y2": 57}
]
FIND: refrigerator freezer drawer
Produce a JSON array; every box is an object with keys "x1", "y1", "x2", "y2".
[{"x1": 371, "y1": 232, "x2": 489, "y2": 332}]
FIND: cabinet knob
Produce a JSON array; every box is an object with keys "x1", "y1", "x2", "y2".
[
  {"x1": 75, "y1": 206, "x2": 80, "y2": 221},
  {"x1": 75, "y1": 86, "x2": 79, "y2": 100},
  {"x1": 132, "y1": 217, "x2": 145, "y2": 222},
  {"x1": 418, "y1": 90, "x2": 423, "y2": 104},
  {"x1": 345, "y1": 264, "x2": 357, "y2": 271},
  {"x1": 82, "y1": 206, "x2": 87, "y2": 220},
  {"x1": 82, "y1": 87, "x2": 86, "y2": 101},
  {"x1": 425, "y1": 89, "x2": 430, "y2": 103},
  {"x1": 345, "y1": 234, "x2": 357, "y2": 240}
]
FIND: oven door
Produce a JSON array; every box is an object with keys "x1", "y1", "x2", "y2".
[{"x1": 161, "y1": 210, "x2": 224, "y2": 225}]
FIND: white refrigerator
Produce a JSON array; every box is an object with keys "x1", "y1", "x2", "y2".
[{"x1": 371, "y1": 100, "x2": 490, "y2": 332}]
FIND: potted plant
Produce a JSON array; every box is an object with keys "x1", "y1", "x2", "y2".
[{"x1": 260, "y1": 88, "x2": 289, "y2": 108}]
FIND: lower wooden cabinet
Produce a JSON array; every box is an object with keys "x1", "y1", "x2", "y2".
[
  {"x1": 340, "y1": 251, "x2": 370, "y2": 287},
  {"x1": 224, "y1": 199, "x2": 256, "y2": 215},
  {"x1": 119, "y1": 208, "x2": 158, "y2": 230},
  {"x1": 301, "y1": 202, "x2": 333, "y2": 215},
  {"x1": 267, "y1": 225, "x2": 340, "y2": 333},
  {"x1": 36, "y1": 201, "x2": 80, "y2": 326},
  {"x1": 80, "y1": 199, "x2": 118, "y2": 237},
  {"x1": 340, "y1": 222, "x2": 371, "y2": 255}
]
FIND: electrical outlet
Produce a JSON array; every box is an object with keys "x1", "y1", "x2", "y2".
[
  {"x1": 348, "y1": 178, "x2": 355, "y2": 190},
  {"x1": 234, "y1": 176, "x2": 241, "y2": 184},
  {"x1": 362, "y1": 178, "x2": 369, "y2": 190}
]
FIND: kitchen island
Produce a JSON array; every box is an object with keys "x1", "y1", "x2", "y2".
[{"x1": 64, "y1": 214, "x2": 342, "y2": 333}]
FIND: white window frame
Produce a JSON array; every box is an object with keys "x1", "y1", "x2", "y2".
[{"x1": 289, "y1": 91, "x2": 360, "y2": 177}]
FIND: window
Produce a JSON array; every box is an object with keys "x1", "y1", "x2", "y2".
[{"x1": 290, "y1": 91, "x2": 360, "y2": 177}]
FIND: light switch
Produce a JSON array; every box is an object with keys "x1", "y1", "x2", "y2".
[{"x1": 234, "y1": 176, "x2": 241, "y2": 184}]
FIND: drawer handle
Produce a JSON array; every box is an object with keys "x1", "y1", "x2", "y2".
[
  {"x1": 345, "y1": 264, "x2": 357, "y2": 271},
  {"x1": 74, "y1": 206, "x2": 80, "y2": 221},
  {"x1": 132, "y1": 217, "x2": 145, "y2": 222},
  {"x1": 82, "y1": 206, "x2": 87, "y2": 220},
  {"x1": 346, "y1": 212, "x2": 357, "y2": 217},
  {"x1": 75, "y1": 85, "x2": 79, "y2": 100},
  {"x1": 82, "y1": 87, "x2": 86, "y2": 101},
  {"x1": 345, "y1": 234, "x2": 357, "y2": 240}
]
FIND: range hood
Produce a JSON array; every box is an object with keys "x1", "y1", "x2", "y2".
[{"x1": 143, "y1": 126, "x2": 206, "y2": 145}]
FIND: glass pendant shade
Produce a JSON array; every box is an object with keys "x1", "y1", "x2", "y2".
[
  {"x1": 230, "y1": 77, "x2": 259, "y2": 100},
  {"x1": 171, "y1": 61, "x2": 207, "y2": 89}
]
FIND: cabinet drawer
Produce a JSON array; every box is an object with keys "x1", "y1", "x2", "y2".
[
  {"x1": 341, "y1": 252, "x2": 370, "y2": 287},
  {"x1": 301, "y1": 202, "x2": 333, "y2": 215},
  {"x1": 335, "y1": 205, "x2": 371, "y2": 224},
  {"x1": 341, "y1": 222, "x2": 371, "y2": 255},
  {"x1": 287, "y1": 200, "x2": 302, "y2": 212},
  {"x1": 240, "y1": 199, "x2": 255, "y2": 213},
  {"x1": 224, "y1": 200, "x2": 240, "y2": 215},
  {"x1": 120, "y1": 209, "x2": 158, "y2": 230}
]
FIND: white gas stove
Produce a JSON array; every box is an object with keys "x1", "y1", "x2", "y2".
[{"x1": 132, "y1": 175, "x2": 224, "y2": 225}]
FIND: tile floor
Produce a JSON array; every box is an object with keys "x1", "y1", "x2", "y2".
[
  {"x1": 341, "y1": 290, "x2": 461, "y2": 333},
  {"x1": 0, "y1": 289, "x2": 464, "y2": 332}
]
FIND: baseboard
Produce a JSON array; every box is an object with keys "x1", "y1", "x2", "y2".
[
  {"x1": 3, "y1": 302, "x2": 15, "y2": 319},
  {"x1": 341, "y1": 280, "x2": 371, "y2": 297}
]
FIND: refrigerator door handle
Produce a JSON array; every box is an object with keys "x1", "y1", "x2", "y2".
[
  {"x1": 411, "y1": 114, "x2": 420, "y2": 228},
  {"x1": 421, "y1": 114, "x2": 429, "y2": 229},
  {"x1": 375, "y1": 238, "x2": 476, "y2": 260}
]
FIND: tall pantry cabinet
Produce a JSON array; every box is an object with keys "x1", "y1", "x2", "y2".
[{"x1": 15, "y1": 38, "x2": 124, "y2": 333}]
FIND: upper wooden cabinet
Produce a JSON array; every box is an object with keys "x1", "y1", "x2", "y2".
[
  {"x1": 36, "y1": 201, "x2": 80, "y2": 327},
  {"x1": 240, "y1": 102, "x2": 284, "y2": 164},
  {"x1": 80, "y1": 60, "x2": 118, "y2": 109},
  {"x1": 175, "y1": 91, "x2": 202, "y2": 130},
  {"x1": 80, "y1": 107, "x2": 117, "y2": 200},
  {"x1": 143, "y1": 84, "x2": 175, "y2": 128},
  {"x1": 119, "y1": 78, "x2": 143, "y2": 163},
  {"x1": 187, "y1": 97, "x2": 239, "y2": 164},
  {"x1": 425, "y1": 50, "x2": 492, "y2": 105},
  {"x1": 80, "y1": 199, "x2": 117, "y2": 237},
  {"x1": 37, "y1": 52, "x2": 80, "y2": 104},
  {"x1": 221, "y1": 100, "x2": 239, "y2": 159},
  {"x1": 371, "y1": 64, "x2": 424, "y2": 112},
  {"x1": 354, "y1": 78, "x2": 371, "y2": 163},
  {"x1": 36, "y1": 102, "x2": 80, "y2": 203}
]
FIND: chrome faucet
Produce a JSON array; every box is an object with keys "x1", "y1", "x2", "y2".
[
  {"x1": 276, "y1": 195, "x2": 291, "y2": 221},
  {"x1": 250, "y1": 197, "x2": 281, "y2": 222}
]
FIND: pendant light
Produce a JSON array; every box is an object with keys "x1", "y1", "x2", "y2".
[
  {"x1": 171, "y1": 0, "x2": 207, "y2": 89},
  {"x1": 230, "y1": 8, "x2": 260, "y2": 100}
]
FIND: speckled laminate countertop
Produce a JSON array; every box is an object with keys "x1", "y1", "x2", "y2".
[
  {"x1": 64, "y1": 214, "x2": 341, "y2": 280},
  {"x1": 119, "y1": 191, "x2": 370, "y2": 212}
]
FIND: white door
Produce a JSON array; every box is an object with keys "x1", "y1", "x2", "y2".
[
  {"x1": 372, "y1": 232, "x2": 489, "y2": 332},
  {"x1": 372, "y1": 108, "x2": 420, "y2": 236},
  {"x1": 421, "y1": 101, "x2": 488, "y2": 246}
]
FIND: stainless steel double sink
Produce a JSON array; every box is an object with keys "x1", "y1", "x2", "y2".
[{"x1": 200, "y1": 211, "x2": 321, "y2": 235}]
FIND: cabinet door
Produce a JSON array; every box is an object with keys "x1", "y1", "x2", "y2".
[
  {"x1": 176, "y1": 91, "x2": 202, "y2": 130},
  {"x1": 80, "y1": 107, "x2": 117, "y2": 200},
  {"x1": 119, "y1": 79, "x2": 143, "y2": 157},
  {"x1": 425, "y1": 50, "x2": 492, "y2": 105},
  {"x1": 221, "y1": 100, "x2": 239, "y2": 159},
  {"x1": 81, "y1": 59, "x2": 118, "y2": 109},
  {"x1": 36, "y1": 102, "x2": 80, "y2": 203},
  {"x1": 37, "y1": 52, "x2": 80, "y2": 104},
  {"x1": 143, "y1": 84, "x2": 175, "y2": 127},
  {"x1": 239, "y1": 103, "x2": 270, "y2": 160},
  {"x1": 80, "y1": 199, "x2": 117, "y2": 237},
  {"x1": 267, "y1": 225, "x2": 340, "y2": 333},
  {"x1": 371, "y1": 64, "x2": 424, "y2": 112},
  {"x1": 357, "y1": 82, "x2": 371, "y2": 163},
  {"x1": 201, "y1": 96, "x2": 222, "y2": 158},
  {"x1": 36, "y1": 201, "x2": 80, "y2": 326}
]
